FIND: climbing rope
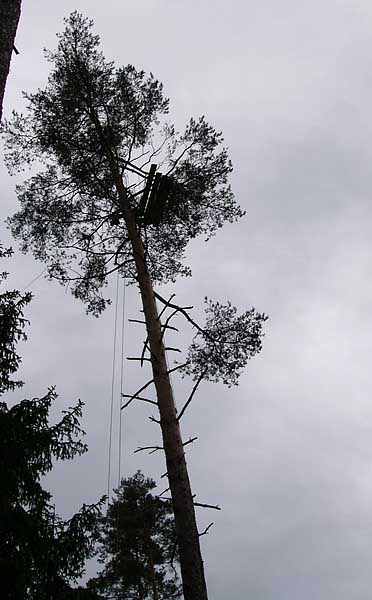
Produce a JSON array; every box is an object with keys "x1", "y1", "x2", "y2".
[
  {"x1": 117, "y1": 276, "x2": 126, "y2": 488},
  {"x1": 107, "y1": 272, "x2": 127, "y2": 506},
  {"x1": 107, "y1": 271, "x2": 120, "y2": 504}
]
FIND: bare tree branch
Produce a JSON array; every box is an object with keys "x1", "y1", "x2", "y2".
[
  {"x1": 177, "y1": 369, "x2": 207, "y2": 421},
  {"x1": 199, "y1": 522, "x2": 214, "y2": 537},
  {"x1": 121, "y1": 378, "x2": 156, "y2": 409},
  {"x1": 121, "y1": 394, "x2": 157, "y2": 407},
  {"x1": 134, "y1": 444, "x2": 164, "y2": 454},
  {"x1": 168, "y1": 363, "x2": 189, "y2": 375},
  {"x1": 140, "y1": 335, "x2": 150, "y2": 368},
  {"x1": 154, "y1": 291, "x2": 202, "y2": 334},
  {"x1": 162, "y1": 323, "x2": 179, "y2": 333},
  {"x1": 149, "y1": 415, "x2": 160, "y2": 424},
  {"x1": 156, "y1": 292, "x2": 176, "y2": 321},
  {"x1": 158, "y1": 487, "x2": 170, "y2": 498},
  {"x1": 128, "y1": 318, "x2": 147, "y2": 325},
  {"x1": 127, "y1": 356, "x2": 152, "y2": 362},
  {"x1": 194, "y1": 502, "x2": 221, "y2": 511}
]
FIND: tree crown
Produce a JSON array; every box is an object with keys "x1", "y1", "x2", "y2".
[{"x1": 2, "y1": 11, "x2": 244, "y2": 314}]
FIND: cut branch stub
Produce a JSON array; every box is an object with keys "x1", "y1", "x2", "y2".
[{"x1": 193, "y1": 502, "x2": 221, "y2": 511}]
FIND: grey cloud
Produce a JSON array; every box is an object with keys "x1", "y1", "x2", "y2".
[{"x1": 2, "y1": 1, "x2": 372, "y2": 598}]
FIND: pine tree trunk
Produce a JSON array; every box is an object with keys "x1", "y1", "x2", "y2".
[
  {"x1": 114, "y1": 173, "x2": 208, "y2": 600},
  {"x1": 0, "y1": 0, "x2": 22, "y2": 121}
]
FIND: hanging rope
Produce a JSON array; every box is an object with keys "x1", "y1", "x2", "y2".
[
  {"x1": 21, "y1": 265, "x2": 49, "y2": 291},
  {"x1": 107, "y1": 271, "x2": 120, "y2": 504},
  {"x1": 117, "y1": 276, "x2": 126, "y2": 488}
]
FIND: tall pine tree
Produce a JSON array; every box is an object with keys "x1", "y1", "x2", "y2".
[{"x1": 2, "y1": 13, "x2": 267, "y2": 599}]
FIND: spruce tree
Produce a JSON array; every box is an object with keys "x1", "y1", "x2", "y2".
[{"x1": 0, "y1": 244, "x2": 103, "y2": 599}]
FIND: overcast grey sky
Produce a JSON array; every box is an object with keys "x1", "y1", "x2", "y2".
[{"x1": 3, "y1": 1, "x2": 372, "y2": 598}]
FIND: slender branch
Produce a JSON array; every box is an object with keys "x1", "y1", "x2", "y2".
[
  {"x1": 140, "y1": 335, "x2": 150, "y2": 368},
  {"x1": 114, "y1": 237, "x2": 130, "y2": 265},
  {"x1": 149, "y1": 415, "x2": 160, "y2": 424},
  {"x1": 121, "y1": 394, "x2": 157, "y2": 407},
  {"x1": 159, "y1": 498, "x2": 221, "y2": 511},
  {"x1": 165, "y1": 140, "x2": 197, "y2": 176},
  {"x1": 121, "y1": 379, "x2": 155, "y2": 409},
  {"x1": 177, "y1": 369, "x2": 207, "y2": 421},
  {"x1": 159, "y1": 309, "x2": 179, "y2": 343},
  {"x1": 168, "y1": 363, "x2": 189, "y2": 375},
  {"x1": 134, "y1": 445, "x2": 164, "y2": 454},
  {"x1": 156, "y1": 292, "x2": 176, "y2": 321},
  {"x1": 127, "y1": 356, "x2": 152, "y2": 362},
  {"x1": 154, "y1": 291, "x2": 201, "y2": 333},
  {"x1": 128, "y1": 319, "x2": 147, "y2": 325},
  {"x1": 165, "y1": 347, "x2": 181, "y2": 353},
  {"x1": 199, "y1": 522, "x2": 214, "y2": 537},
  {"x1": 155, "y1": 291, "x2": 241, "y2": 346},
  {"x1": 162, "y1": 324, "x2": 179, "y2": 332},
  {"x1": 183, "y1": 436, "x2": 198, "y2": 447}
]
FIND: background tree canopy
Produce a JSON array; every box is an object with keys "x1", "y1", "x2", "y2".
[{"x1": 89, "y1": 471, "x2": 182, "y2": 600}]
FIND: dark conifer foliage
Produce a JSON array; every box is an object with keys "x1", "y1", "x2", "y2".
[
  {"x1": 0, "y1": 244, "x2": 31, "y2": 392},
  {"x1": 0, "y1": 246, "x2": 103, "y2": 599},
  {"x1": 2, "y1": 11, "x2": 243, "y2": 315},
  {"x1": 181, "y1": 298, "x2": 267, "y2": 386},
  {"x1": 89, "y1": 471, "x2": 181, "y2": 600}
]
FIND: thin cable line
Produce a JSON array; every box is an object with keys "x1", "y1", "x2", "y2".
[
  {"x1": 21, "y1": 265, "x2": 49, "y2": 291},
  {"x1": 118, "y1": 276, "x2": 126, "y2": 488},
  {"x1": 107, "y1": 271, "x2": 120, "y2": 505}
]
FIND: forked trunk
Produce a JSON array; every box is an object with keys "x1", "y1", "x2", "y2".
[{"x1": 114, "y1": 174, "x2": 208, "y2": 600}]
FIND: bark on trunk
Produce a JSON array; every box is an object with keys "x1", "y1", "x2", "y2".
[
  {"x1": 114, "y1": 173, "x2": 208, "y2": 600},
  {"x1": 0, "y1": 0, "x2": 22, "y2": 121}
]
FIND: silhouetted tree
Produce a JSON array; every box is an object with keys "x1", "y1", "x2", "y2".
[
  {"x1": 89, "y1": 471, "x2": 181, "y2": 600},
  {"x1": 0, "y1": 0, "x2": 22, "y2": 121},
  {"x1": 2, "y1": 13, "x2": 267, "y2": 600},
  {"x1": 0, "y1": 244, "x2": 104, "y2": 599}
]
